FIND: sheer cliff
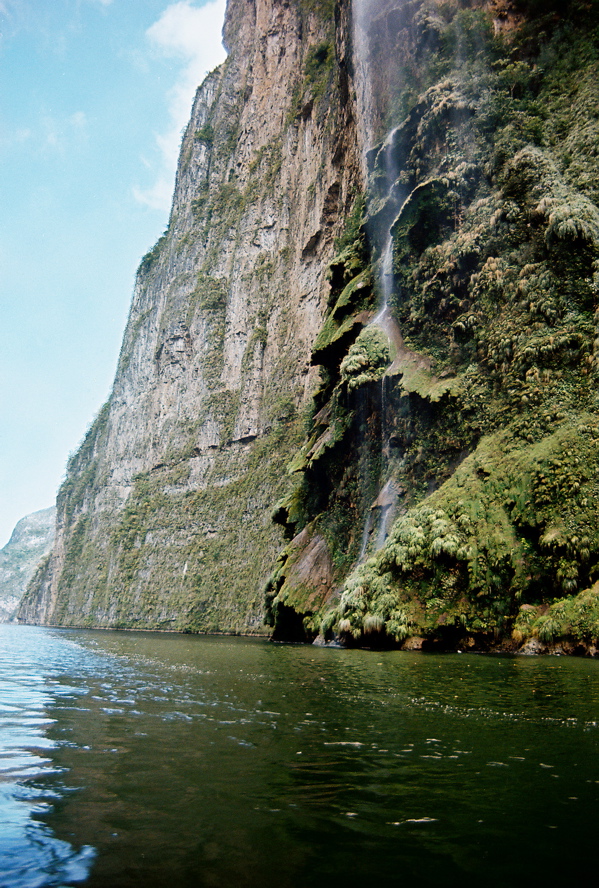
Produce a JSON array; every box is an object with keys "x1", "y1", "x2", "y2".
[
  {"x1": 0, "y1": 508, "x2": 55, "y2": 622},
  {"x1": 20, "y1": 0, "x2": 599, "y2": 654},
  {"x1": 19, "y1": 0, "x2": 362, "y2": 631},
  {"x1": 265, "y1": 0, "x2": 599, "y2": 653}
]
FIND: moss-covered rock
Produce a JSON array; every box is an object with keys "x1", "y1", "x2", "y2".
[{"x1": 270, "y1": 0, "x2": 599, "y2": 653}]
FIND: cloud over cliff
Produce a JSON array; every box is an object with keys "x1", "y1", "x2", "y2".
[{"x1": 134, "y1": 0, "x2": 227, "y2": 211}]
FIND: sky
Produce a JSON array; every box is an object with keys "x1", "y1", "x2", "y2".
[{"x1": 0, "y1": 0, "x2": 227, "y2": 547}]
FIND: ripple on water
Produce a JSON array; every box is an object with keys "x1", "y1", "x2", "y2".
[
  {"x1": 0, "y1": 626, "x2": 96, "y2": 888},
  {"x1": 1, "y1": 627, "x2": 598, "y2": 887}
]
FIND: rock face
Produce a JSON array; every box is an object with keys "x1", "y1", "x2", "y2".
[
  {"x1": 20, "y1": 0, "x2": 599, "y2": 653},
  {"x1": 266, "y1": 0, "x2": 599, "y2": 652},
  {"x1": 0, "y1": 508, "x2": 55, "y2": 622},
  {"x1": 19, "y1": 0, "x2": 362, "y2": 631}
]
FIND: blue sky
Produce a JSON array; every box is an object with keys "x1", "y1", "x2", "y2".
[{"x1": 0, "y1": 0, "x2": 227, "y2": 546}]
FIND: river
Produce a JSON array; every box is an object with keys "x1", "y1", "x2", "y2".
[{"x1": 0, "y1": 624, "x2": 597, "y2": 887}]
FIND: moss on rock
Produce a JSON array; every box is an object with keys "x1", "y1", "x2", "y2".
[{"x1": 270, "y1": 0, "x2": 599, "y2": 653}]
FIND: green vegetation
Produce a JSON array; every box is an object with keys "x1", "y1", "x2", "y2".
[
  {"x1": 269, "y1": 0, "x2": 599, "y2": 652},
  {"x1": 25, "y1": 1, "x2": 345, "y2": 633},
  {"x1": 287, "y1": 20, "x2": 336, "y2": 125},
  {"x1": 299, "y1": 0, "x2": 335, "y2": 18},
  {"x1": 304, "y1": 41, "x2": 335, "y2": 95},
  {"x1": 46, "y1": 415, "x2": 305, "y2": 633},
  {"x1": 340, "y1": 327, "x2": 390, "y2": 390},
  {"x1": 195, "y1": 123, "x2": 214, "y2": 144},
  {"x1": 59, "y1": 401, "x2": 111, "y2": 523},
  {"x1": 139, "y1": 233, "x2": 168, "y2": 275},
  {"x1": 28, "y1": 0, "x2": 599, "y2": 653}
]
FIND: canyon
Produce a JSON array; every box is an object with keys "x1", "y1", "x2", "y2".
[{"x1": 19, "y1": 0, "x2": 599, "y2": 654}]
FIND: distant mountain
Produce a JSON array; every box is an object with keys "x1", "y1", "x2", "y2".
[{"x1": 0, "y1": 508, "x2": 55, "y2": 621}]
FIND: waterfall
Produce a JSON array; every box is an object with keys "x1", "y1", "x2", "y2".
[
  {"x1": 351, "y1": 0, "x2": 380, "y2": 176},
  {"x1": 351, "y1": 0, "x2": 408, "y2": 559}
]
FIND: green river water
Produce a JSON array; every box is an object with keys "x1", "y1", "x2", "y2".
[{"x1": 0, "y1": 625, "x2": 597, "y2": 887}]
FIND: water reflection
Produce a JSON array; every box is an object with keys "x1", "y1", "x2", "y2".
[
  {"x1": 0, "y1": 626, "x2": 95, "y2": 888},
  {"x1": 0, "y1": 627, "x2": 598, "y2": 887}
]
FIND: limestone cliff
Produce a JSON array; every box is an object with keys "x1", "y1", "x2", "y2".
[
  {"x1": 20, "y1": 0, "x2": 599, "y2": 654},
  {"x1": 0, "y1": 508, "x2": 55, "y2": 622},
  {"x1": 19, "y1": 0, "x2": 362, "y2": 631}
]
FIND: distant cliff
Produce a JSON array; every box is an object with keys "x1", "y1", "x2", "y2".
[
  {"x1": 20, "y1": 0, "x2": 599, "y2": 653},
  {"x1": 0, "y1": 508, "x2": 55, "y2": 621}
]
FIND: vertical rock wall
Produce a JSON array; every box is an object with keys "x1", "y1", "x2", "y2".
[
  {"x1": 19, "y1": 0, "x2": 363, "y2": 632},
  {"x1": 267, "y1": 0, "x2": 599, "y2": 652}
]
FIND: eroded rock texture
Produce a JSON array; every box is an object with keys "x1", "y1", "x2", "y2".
[
  {"x1": 267, "y1": 0, "x2": 599, "y2": 653},
  {"x1": 19, "y1": 0, "x2": 362, "y2": 631},
  {"x1": 21, "y1": 0, "x2": 599, "y2": 654}
]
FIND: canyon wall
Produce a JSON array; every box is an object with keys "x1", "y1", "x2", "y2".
[
  {"x1": 19, "y1": 0, "x2": 362, "y2": 632},
  {"x1": 21, "y1": 0, "x2": 599, "y2": 653},
  {"x1": 0, "y1": 508, "x2": 55, "y2": 622},
  {"x1": 266, "y1": 0, "x2": 599, "y2": 653}
]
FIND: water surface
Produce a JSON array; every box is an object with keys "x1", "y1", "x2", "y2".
[{"x1": 0, "y1": 625, "x2": 597, "y2": 886}]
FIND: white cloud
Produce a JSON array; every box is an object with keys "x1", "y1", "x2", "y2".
[
  {"x1": 70, "y1": 110, "x2": 87, "y2": 129},
  {"x1": 0, "y1": 110, "x2": 86, "y2": 155},
  {"x1": 134, "y1": 0, "x2": 227, "y2": 211},
  {"x1": 39, "y1": 110, "x2": 87, "y2": 152},
  {"x1": 0, "y1": 111, "x2": 86, "y2": 157},
  {"x1": 132, "y1": 176, "x2": 174, "y2": 212},
  {"x1": 0, "y1": 126, "x2": 31, "y2": 151}
]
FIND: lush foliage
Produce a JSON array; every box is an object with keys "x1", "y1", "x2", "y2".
[{"x1": 270, "y1": 0, "x2": 599, "y2": 651}]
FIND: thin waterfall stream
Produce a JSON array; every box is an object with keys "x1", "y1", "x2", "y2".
[
  {"x1": 352, "y1": 0, "x2": 410, "y2": 560},
  {"x1": 368, "y1": 238, "x2": 404, "y2": 552}
]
